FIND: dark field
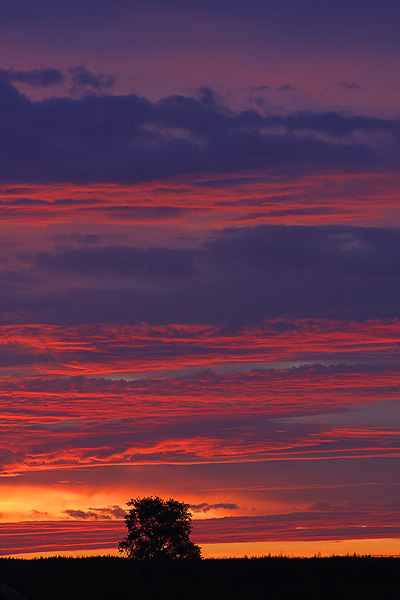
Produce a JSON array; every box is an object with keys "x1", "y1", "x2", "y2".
[{"x1": 0, "y1": 556, "x2": 398, "y2": 600}]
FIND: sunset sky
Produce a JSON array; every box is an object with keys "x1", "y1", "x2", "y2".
[{"x1": 0, "y1": 0, "x2": 399, "y2": 558}]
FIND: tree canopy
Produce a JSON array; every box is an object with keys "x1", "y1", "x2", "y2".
[{"x1": 118, "y1": 496, "x2": 202, "y2": 559}]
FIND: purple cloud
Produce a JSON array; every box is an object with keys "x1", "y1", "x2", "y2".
[
  {"x1": 190, "y1": 503, "x2": 240, "y2": 512},
  {"x1": 1, "y1": 82, "x2": 397, "y2": 184},
  {"x1": 341, "y1": 81, "x2": 363, "y2": 90},
  {"x1": 68, "y1": 66, "x2": 116, "y2": 93},
  {"x1": 1, "y1": 68, "x2": 64, "y2": 87},
  {"x1": 13, "y1": 225, "x2": 400, "y2": 325}
]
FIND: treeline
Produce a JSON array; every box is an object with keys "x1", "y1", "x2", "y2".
[{"x1": 0, "y1": 555, "x2": 398, "y2": 600}]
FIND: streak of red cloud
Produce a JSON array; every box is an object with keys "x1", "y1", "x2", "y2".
[
  {"x1": 0, "y1": 173, "x2": 399, "y2": 227},
  {"x1": 0, "y1": 507, "x2": 399, "y2": 556},
  {"x1": 0, "y1": 319, "x2": 399, "y2": 376}
]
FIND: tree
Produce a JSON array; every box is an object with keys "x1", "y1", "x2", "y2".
[{"x1": 118, "y1": 496, "x2": 202, "y2": 559}]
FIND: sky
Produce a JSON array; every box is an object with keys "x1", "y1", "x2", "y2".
[{"x1": 0, "y1": 0, "x2": 399, "y2": 558}]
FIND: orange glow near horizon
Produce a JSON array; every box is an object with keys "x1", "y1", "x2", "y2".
[
  {"x1": 0, "y1": 518, "x2": 398, "y2": 558},
  {"x1": 5, "y1": 538, "x2": 400, "y2": 560}
]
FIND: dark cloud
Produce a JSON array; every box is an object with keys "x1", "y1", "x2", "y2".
[
  {"x1": 208, "y1": 225, "x2": 400, "y2": 278},
  {"x1": 309, "y1": 500, "x2": 400, "y2": 512},
  {"x1": 0, "y1": 448, "x2": 22, "y2": 472},
  {"x1": 0, "y1": 198, "x2": 189, "y2": 224},
  {"x1": 63, "y1": 509, "x2": 92, "y2": 519},
  {"x1": 1, "y1": 82, "x2": 398, "y2": 183},
  {"x1": 76, "y1": 206, "x2": 187, "y2": 220},
  {"x1": 64, "y1": 505, "x2": 125, "y2": 520},
  {"x1": 248, "y1": 85, "x2": 270, "y2": 92},
  {"x1": 0, "y1": 271, "x2": 30, "y2": 287},
  {"x1": 192, "y1": 513, "x2": 400, "y2": 544},
  {"x1": 14, "y1": 225, "x2": 400, "y2": 325},
  {"x1": 68, "y1": 66, "x2": 116, "y2": 93},
  {"x1": 24, "y1": 246, "x2": 198, "y2": 279},
  {"x1": 190, "y1": 502, "x2": 240, "y2": 512},
  {"x1": 50, "y1": 233, "x2": 104, "y2": 245},
  {"x1": 276, "y1": 84, "x2": 297, "y2": 92},
  {"x1": 193, "y1": 176, "x2": 266, "y2": 187},
  {"x1": 269, "y1": 111, "x2": 398, "y2": 137},
  {"x1": 311, "y1": 501, "x2": 332, "y2": 511},
  {"x1": 1, "y1": 68, "x2": 64, "y2": 87},
  {"x1": 341, "y1": 81, "x2": 363, "y2": 90},
  {"x1": 0, "y1": 510, "x2": 399, "y2": 555},
  {"x1": 0, "y1": 65, "x2": 112, "y2": 95},
  {"x1": 1, "y1": 1, "x2": 399, "y2": 45},
  {"x1": 196, "y1": 86, "x2": 221, "y2": 107},
  {"x1": 0, "y1": 343, "x2": 55, "y2": 367},
  {"x1": 1, "y1": 197, "x2": 48, "y2": 207},
  {"x1": 4, "y1": 362, "x2": 399, "y2": 399}
]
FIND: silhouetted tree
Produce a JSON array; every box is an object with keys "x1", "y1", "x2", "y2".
[{"x1": 118, "y1": 496, "x2": 202, "y2": 559}]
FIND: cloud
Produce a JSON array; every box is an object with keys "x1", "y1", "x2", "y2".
[
  {"x1": 68, "y1": 66, "x2": 116, "y2": 93},
  {"x1": 7, "y1": 360, "x2": 400, "y2": 396},
  {"x1": 276, "y1": 84, "x2": 297, "y2": 92},
  {"x1": 309, "y1": 500, "x2": 400, "y2": 512},
  {"x1": 50, "y1": 233, "x2": 104, "y2": 245},
  {"x1": 248, "y1": 85, "x2": 270, "y2": 92},
  {"x1": 208, "y1": 224, "x2": 400, "y2": 278},
  {"x1": 1, "y1": 504, "x2": 399, "y2": 555},
  {"x1": 64, "y1": 505, "x2": 125, "y2": 520},
  {"x1": 0, "y1": 521, "x2": 124, "y2": 555},
  {"x1": 16, "y1": 225, "x2": 400, "y2": 324},
  {"x1": 190, "y1": 502, "x2": 239, "y2": 512},
  {"x1": 0, "y1": 448, "x2": 22, "y2": 472},
  {"x1": 191, "y1": 512, "x2": 400, "y2": 543},
  {"x1": 311, "y1": 501, "x2": 332, "y2": 511},
  {"x1": 24, "y1": 246, "x2": 198, "y2": 279},
  {"x1": 1, "y1": 68, "x2": 64, "y2": 87},
  {"x1": 1, "y1": 393, "x2": 398, "y2": 472},
  {"x1": 0, "y1": 82, "x2": 398, "y2": 183},
  {"x1": 0, "y1": 343, "x2": 55, "y2": 367},
  {"x1": 341, "y1": 81, "x2": 363, "y2": 90}
]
